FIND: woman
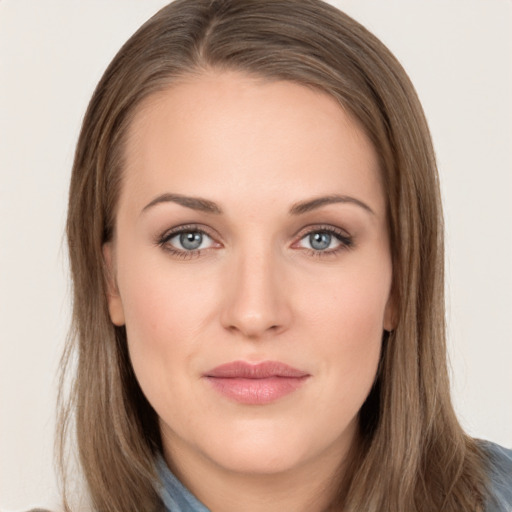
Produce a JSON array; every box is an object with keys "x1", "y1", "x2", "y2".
[{"x1": 59, "y1": 0, "x2": 512, "y2": 510}]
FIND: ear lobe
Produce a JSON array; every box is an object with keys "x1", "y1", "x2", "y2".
[{"x1": 102, "y1": 242, "x2": 125, "y2": 326}]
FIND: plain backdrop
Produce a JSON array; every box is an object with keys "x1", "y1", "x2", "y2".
[{"x1": 1, "y1": 1, "x2": 511, "y2": 509}]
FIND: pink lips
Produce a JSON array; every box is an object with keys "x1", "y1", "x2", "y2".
[{"x1": 204, "y1": 361, "x2": 310, "y2": 405}]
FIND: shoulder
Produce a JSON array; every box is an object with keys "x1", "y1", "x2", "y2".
[{"x1": 479, "y1": 440, "x2": 512, "y2": 512}]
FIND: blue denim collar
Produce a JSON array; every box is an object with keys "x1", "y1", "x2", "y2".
[{"x1": 156, "y1": 455, "x2": 210, "y2": 512}]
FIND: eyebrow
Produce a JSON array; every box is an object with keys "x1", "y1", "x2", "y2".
[
  {"x1": 141, "y1": 193, "x2": 223, "y2": 215},
  {"x1": 141, "y1": 193, "x2": 374, "y2": 216},
  {"x1": 289, "y1": 194, "x2": 375, "y2": 216}
]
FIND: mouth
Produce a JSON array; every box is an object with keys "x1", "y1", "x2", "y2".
[{"x1": 203, "y1": 360, "x2": 310, "y2": 405}]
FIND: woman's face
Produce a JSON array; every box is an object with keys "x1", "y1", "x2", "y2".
[{"x1": 105, "y1": 71, "x2": 394, "y2": 481}]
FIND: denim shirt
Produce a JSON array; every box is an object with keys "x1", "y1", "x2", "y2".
[
  {"x1": 484, "y1": 441, "x2": 512, "y2": 512},
  {"x1": 157, "y1": 457, "x2": 209, "y2": 512},
  {"x1": 157, "y1": 441, "x2": 512, "y2": 512}
]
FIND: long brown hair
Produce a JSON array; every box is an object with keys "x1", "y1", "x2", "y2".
[{"x1": 60, "y1": 0, "x2": 489, "y2": 510}]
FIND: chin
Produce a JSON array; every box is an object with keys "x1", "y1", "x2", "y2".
[
  {"x1": 209, "y1": 440, "x2": 309, "y2": 476},
  {"x1": 197, "y1": 417, "x2": 332, "y2": 476}
]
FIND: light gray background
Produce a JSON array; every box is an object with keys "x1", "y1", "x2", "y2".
[{"x1": 1, "y1": 1, "x2": 511, "y2": 509}]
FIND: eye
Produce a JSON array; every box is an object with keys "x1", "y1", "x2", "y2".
[
  {"x1": 157, "y1": 225, "x2": 219, "y2": 258},
  {"x1": 301, "y1": 232, "x2": 338, "y2": 251},
  {"x1": 295, "y1": 227, "x2": 353, "y2": 255},
  {"x1": 170, "y1": 230, "x2": 212, "y2": 251}
]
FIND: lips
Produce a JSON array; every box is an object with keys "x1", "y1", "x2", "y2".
[{"x1": 204, "y1": 361, "x2": 310, "y2": 405}]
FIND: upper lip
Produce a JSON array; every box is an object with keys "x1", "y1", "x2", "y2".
[{"x1": 205, "y1": 360, "x2": 309, "y2": 379}]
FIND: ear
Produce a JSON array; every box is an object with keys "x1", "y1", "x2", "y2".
[
  {"x1": 383, "y1": 290, "x2": 397, "y2": 332},
  {"x1": 102, "y1": 242, "x2": 125, "y2": 326}
]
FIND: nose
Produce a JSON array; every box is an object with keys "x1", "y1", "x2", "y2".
[{"x1": 220, "y1": 247, "x2": 292, "y2": 339}]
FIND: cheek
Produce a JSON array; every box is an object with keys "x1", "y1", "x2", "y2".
[
  {"x1": 298, "y1": 262, "x2": 390, "y2": 398},
  {"x1": 321, "y1": 294, "x2": 382, "y2": 396},
  {"x1": 118, "y1": 268, "x2": 219, "y2": 439},
  {"x1": 115, "y1": 250, "x2": 220, "y2": 401},
  {"x1": 118, "y1": 248, "x2": 217, "y2": 344},
  {"x1": 299, "y1": 262, "x2": 391, "y2": 347}
]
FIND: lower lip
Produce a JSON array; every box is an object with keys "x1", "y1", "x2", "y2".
[{"x1": 205, "y1": 376, "x2": 308, "y2": 405}]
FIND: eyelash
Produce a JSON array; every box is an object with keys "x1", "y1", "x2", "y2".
[{"x1": 156, "y1": 224, "x2": 354, "y2": 260}]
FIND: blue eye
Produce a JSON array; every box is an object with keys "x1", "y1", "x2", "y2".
[
  {"x1": 297, "y1": 228, "x2": 353, "y2": 254},
  {"x1": 161, "y1": 228, "x2": 215, "y2": 254},
  {"x1": 308, "y1": 232, "x2": 334, "y2": 251},
  {"x1": 178, "y1": 231, "x2": 205, "y2": 250}
]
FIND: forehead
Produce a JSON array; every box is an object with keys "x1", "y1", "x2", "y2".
[{"x1": 120, "y1": 70, "x2": 384, "y2": 216}]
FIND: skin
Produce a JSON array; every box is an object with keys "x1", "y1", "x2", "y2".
[{"x1": 104, "y1": 70, "x2": 394, "y2": 512}]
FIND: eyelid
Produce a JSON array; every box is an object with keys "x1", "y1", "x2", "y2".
[
  {"x1": 293, "y1": 223, "x2": 351, "y2": 239},
  {"x1": 158, "y1": 223, "x2": 220, "y2": 244}
]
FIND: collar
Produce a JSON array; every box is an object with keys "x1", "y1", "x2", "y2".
[{"x1": 156, "y1": 454, "x2": 211, "y2": 512}]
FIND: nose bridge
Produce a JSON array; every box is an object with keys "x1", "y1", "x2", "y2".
[{"x1": 220, "y1": 239, "x2": 290, "y2": 338}]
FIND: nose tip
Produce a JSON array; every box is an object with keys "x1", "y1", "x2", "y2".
[
  {"x1": 220, "y1": 253, "x2": 291, "y2": 339},
  {"x1": 224, "y1": 312, "x2": 282, "y2": 339}
]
